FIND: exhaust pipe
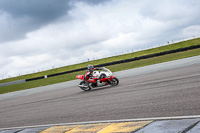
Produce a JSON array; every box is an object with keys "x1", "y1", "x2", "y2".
[{"x1": 78, "y1": 85, "x2": 88, "y2": 88}]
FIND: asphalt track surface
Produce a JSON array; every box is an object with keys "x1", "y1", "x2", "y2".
[{"x1": 0, "y1": 57, "x2": 200, "y2": 129}]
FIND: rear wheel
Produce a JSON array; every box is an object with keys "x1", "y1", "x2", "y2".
[
  {"x1": 110, "y1": 77, "x2": 119, "y2": 86},
  {"x1": 79, "y1": 81, "x2": 91, "y2": 91}
]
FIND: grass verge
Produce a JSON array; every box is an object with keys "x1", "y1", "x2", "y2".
[{"x1": 0, "y1": 47, "x2": 200, "y2": 94}]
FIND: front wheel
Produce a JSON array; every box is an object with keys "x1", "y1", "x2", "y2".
[
  {"x1": 110, "y1": 77, "x2": 119, "y2": 86},
  {"x1": 79, "y1": 81, "x2": 91, "y2": 91}
]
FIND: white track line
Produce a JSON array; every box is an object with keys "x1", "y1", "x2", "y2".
[{"x1": 1, "y1": 115, "x2": 200, "y2": 130}]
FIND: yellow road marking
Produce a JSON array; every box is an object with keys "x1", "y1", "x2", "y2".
[
  {"x1": 97, "y1": 121, "x2": 152, "y2": 133},
  {"x1": 40, "y1": 125, "x2": 79, "y2": 133},
  {"x1": 40, "y1": 121, "x2": 152, "y2": 133},
  {"x1": 65, "y1": 123, "x2": 111, "y2": 133}
]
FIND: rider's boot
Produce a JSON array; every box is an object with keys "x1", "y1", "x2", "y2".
[{"x1": 107, "y1": 79, "x2": 112, "y2": 84}]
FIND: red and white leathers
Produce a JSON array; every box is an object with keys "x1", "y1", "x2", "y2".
[{"x1": 84, "y1": 67, "x2": 103, "y2": 80}]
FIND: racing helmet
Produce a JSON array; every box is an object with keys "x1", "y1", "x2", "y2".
[{"x1": 87, "y1": 64, "x2": 94, "y2": 71}]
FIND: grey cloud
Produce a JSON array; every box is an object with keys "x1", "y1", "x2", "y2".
[
  {"x1": 137, "y1": 0, "x2": 200, "y2": 40},
  {"x1": 0, "y1": 0, "x2": 111, "y2": 23},
  {"x1": 76, "y1": 0, "x2": 111, "y2": 5},
  {"x1": 0, "y1": 0, "x2": 110, "y2": 43},
  {"x1": 139, "y1": 0, "x2": 200, "y2": 24},
  {"x1": 0, "y1": 0, "x2": 71, "y2": 43},
  {"x1": 0, "y1": 0, "x2": 70, "y2": 20}
]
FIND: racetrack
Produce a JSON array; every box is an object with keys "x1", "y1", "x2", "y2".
[{"x1": 0, "y1": 58, "x2": 200, "y2": 128}]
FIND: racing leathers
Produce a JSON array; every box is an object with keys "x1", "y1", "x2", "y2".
[{"x1": 84, "y1": 67, "x2": 103, "y2": 80}]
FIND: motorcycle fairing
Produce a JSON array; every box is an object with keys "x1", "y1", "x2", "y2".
[{"x1": 76, "y1": 75, "x2": 84, "y2": 80}]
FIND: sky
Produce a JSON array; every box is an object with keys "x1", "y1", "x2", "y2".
[{"x1": 0, "y1": 0, "x2": 200, "y2": 79}]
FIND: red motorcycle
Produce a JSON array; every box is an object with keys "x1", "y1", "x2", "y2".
[{"x1": 76, "y1": 68, "x2": 119, "y2": 91}]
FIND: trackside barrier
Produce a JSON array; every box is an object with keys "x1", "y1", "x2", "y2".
[
  {"x1": 0, "y1": 79, "x2": 26, "y2": 87},
  {"x1": 95, "y1": 44, "x2": 200, "y2": 67},
  {"x1": 0, "y1": 44, "x2": 200, "y2": 87},
  {"x1": 25, "y1": 76, "x2": 45, "y2": 82}
]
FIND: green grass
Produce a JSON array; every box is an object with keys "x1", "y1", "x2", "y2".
[
  {"x1": 1, "y1": 38, "x2": 200, "y2": 84},
  {"x1": 0, "y1": 47, "x2": 200, "y2": 94}
]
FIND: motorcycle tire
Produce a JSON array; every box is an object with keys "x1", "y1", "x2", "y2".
[
  {"x1": 79, "y1": 81, "x2": 91, "y2": 91},
  {"x1": 110, "y1": 77, "x2": 119, "y2": 86}
]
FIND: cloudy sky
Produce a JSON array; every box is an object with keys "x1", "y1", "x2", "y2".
[{"x1": 0, "y1": 0, "x2": 200, "y2": 79}]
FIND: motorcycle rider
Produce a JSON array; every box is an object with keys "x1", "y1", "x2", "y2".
[{"x1": 84, "y1": 64, "x2": 105, "y2": 80}]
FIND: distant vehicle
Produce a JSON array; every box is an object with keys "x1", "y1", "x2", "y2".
[{"x1": 76, "y1": 68, "x2": 119, "y2": 91}]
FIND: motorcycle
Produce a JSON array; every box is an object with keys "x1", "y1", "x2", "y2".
[{"x1": 76, "y1": 68, "x2": 119, "y2": 91}]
